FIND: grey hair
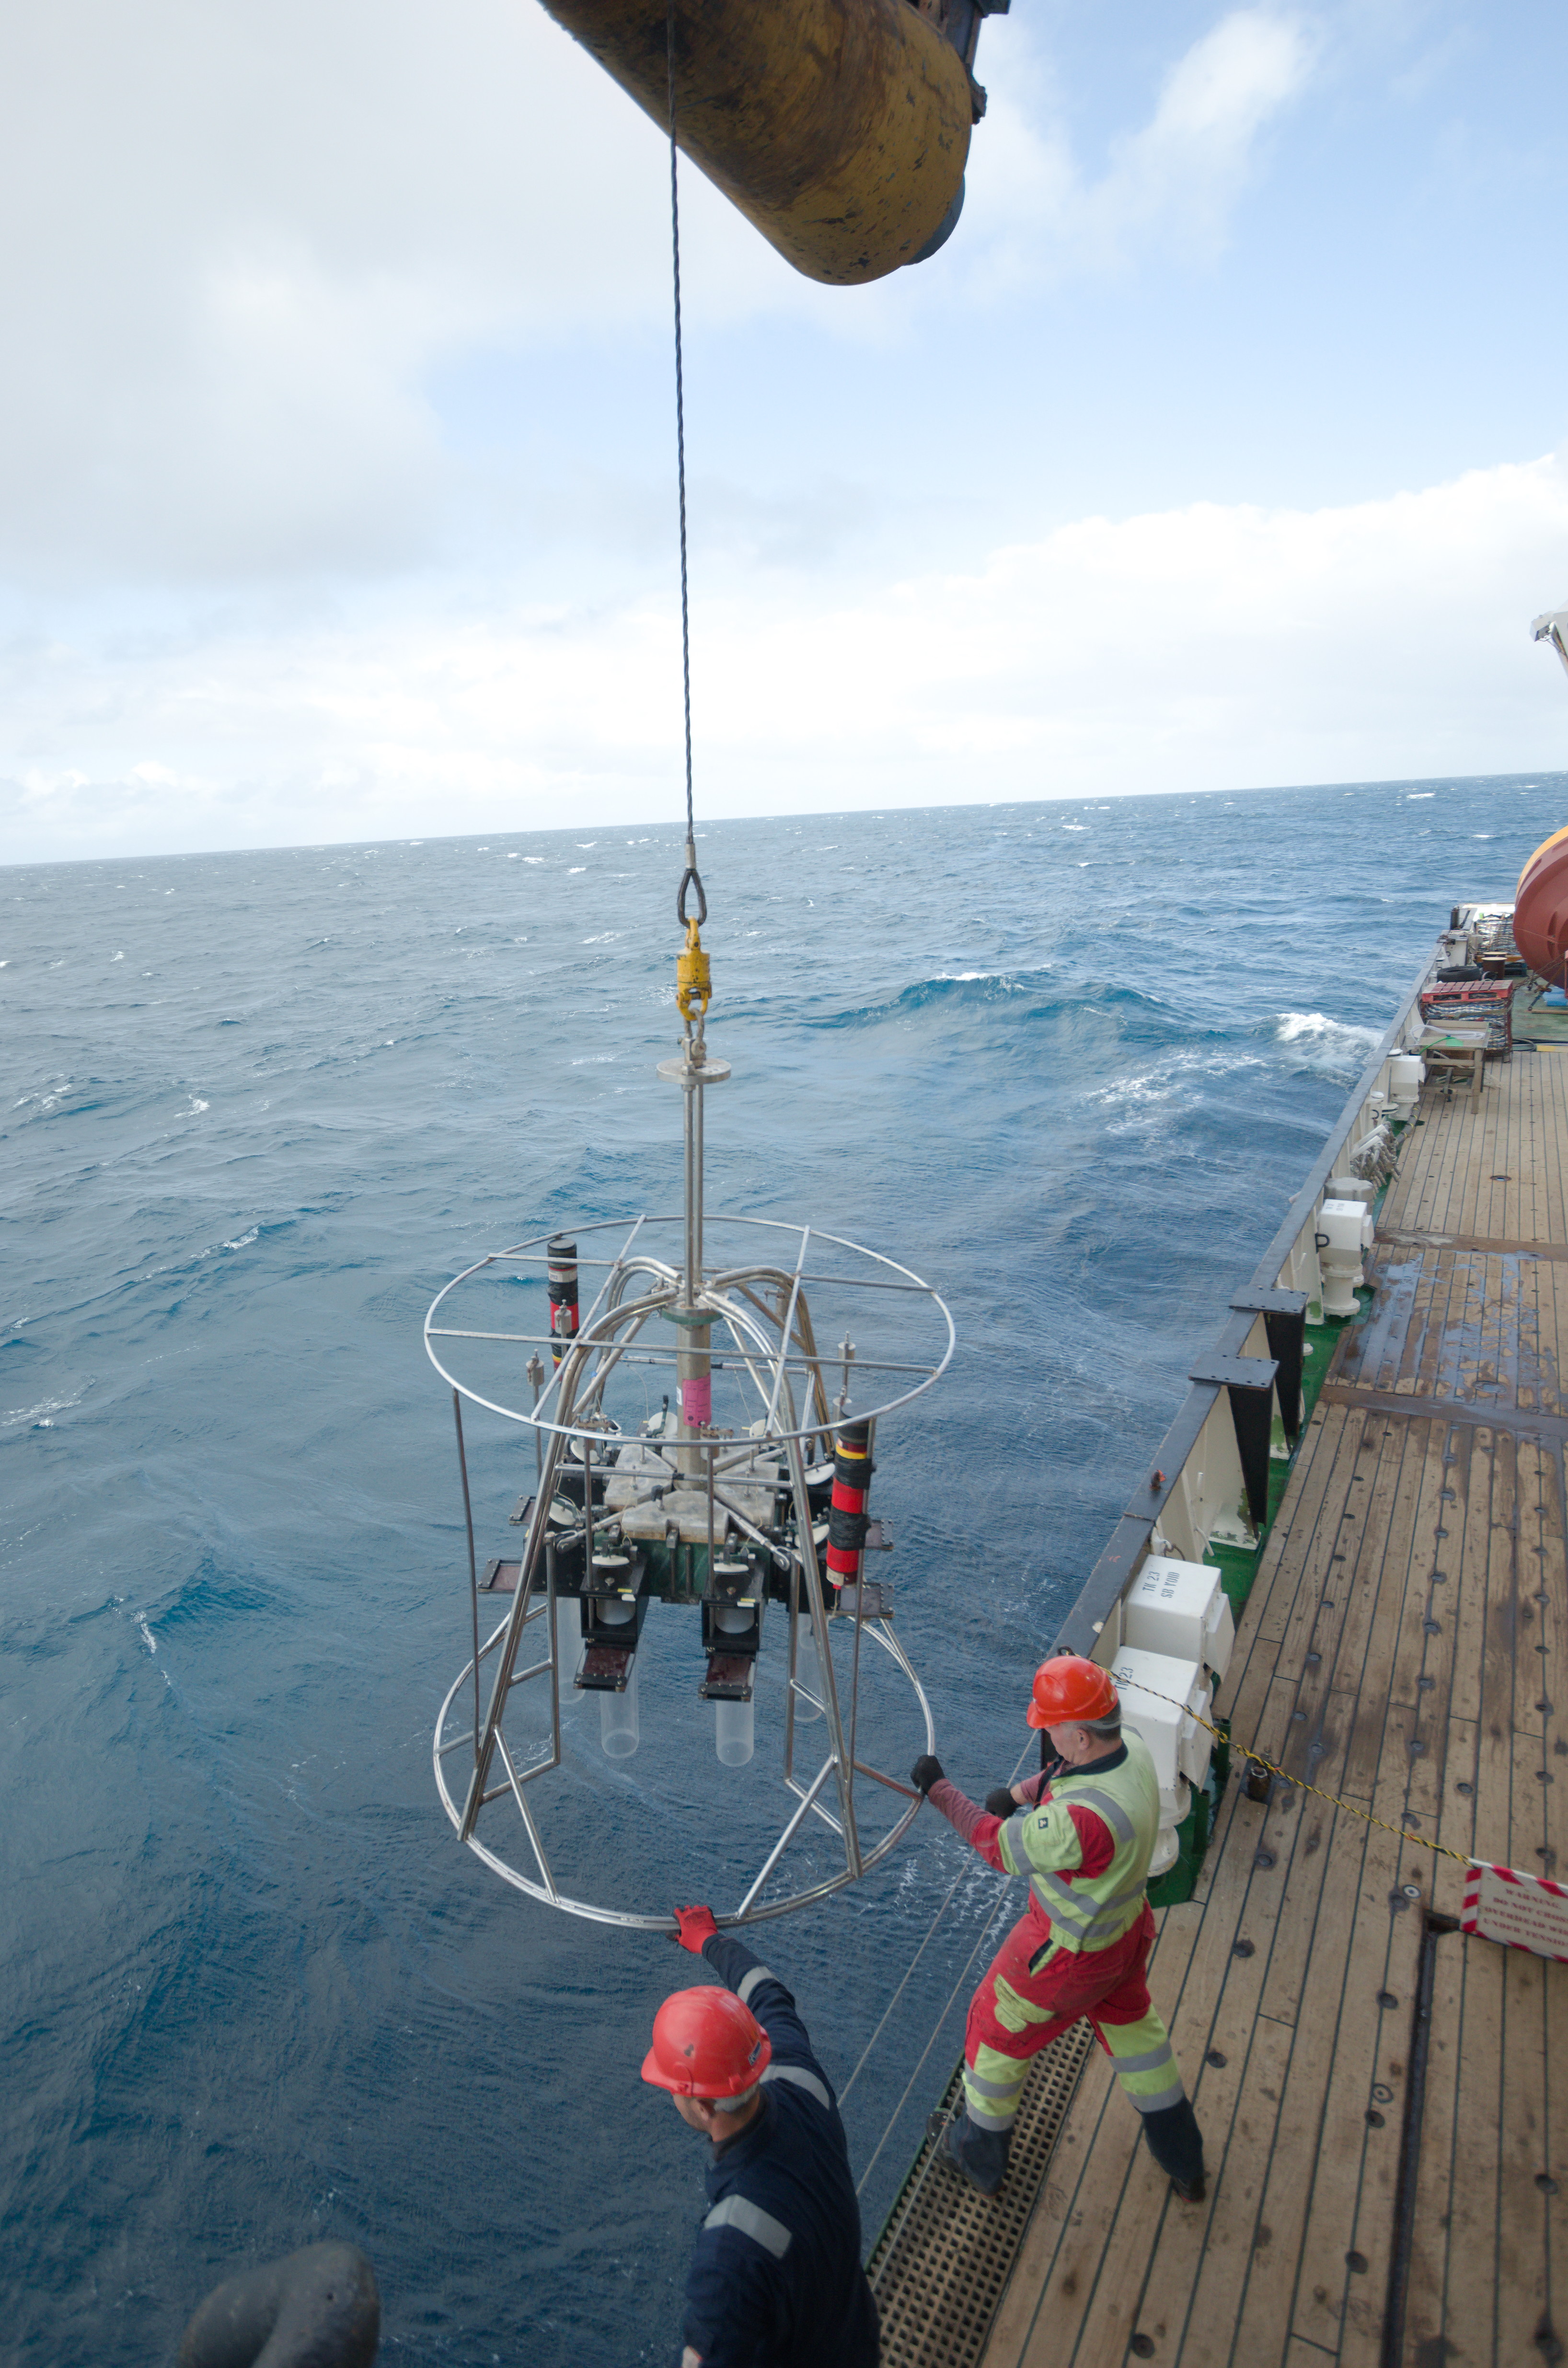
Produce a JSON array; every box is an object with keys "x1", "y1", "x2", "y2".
[
  {"x1": 712, "y1": 2084, "x2": 761, "y2": 2114},
  {"x1": 1080, "y1": 1712, "x2": 1123, "y2": 1738}
]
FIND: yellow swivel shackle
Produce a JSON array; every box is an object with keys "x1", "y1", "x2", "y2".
[{"x1": 676, "y1": 916, "x2": 711, "y2": 1033}]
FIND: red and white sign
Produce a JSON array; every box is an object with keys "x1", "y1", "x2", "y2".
[{"x1": 1462, "y1": 1862, "x2": 1568, "y2": 1962}]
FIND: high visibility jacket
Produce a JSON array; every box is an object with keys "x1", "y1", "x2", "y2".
[
  {"x1": 993, "y1": 1731, "x2": 1163, "y2": 1956},
  {"x1": 681, "y1": 1933, "x2": 879, "y2": 2368}
]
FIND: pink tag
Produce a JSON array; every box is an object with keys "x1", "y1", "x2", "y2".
[{"x1": 680, "y1": 1374, "x2": 713, "y2": 1427}]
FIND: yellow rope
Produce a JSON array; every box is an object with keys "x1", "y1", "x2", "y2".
[{"x1": 1115, "y1": 1676, "x2": 1476, "y2": 1870}]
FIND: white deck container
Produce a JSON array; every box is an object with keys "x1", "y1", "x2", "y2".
[
  {"x1": 1123, "y1": 1555, "x2": 1235, "y2": 1683},
  {"x1": 1109, "y1": 1645, "x2": 1213, "y2": 1796}
]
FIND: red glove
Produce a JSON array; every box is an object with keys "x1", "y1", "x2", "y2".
[{"x1": 672, "y1": 1903, "x2": 719, "y2": 1954}]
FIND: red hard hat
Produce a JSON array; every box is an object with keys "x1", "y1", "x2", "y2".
[
  {"x1": 642, "y1": 1986, "x2": 773, "y2": 2099},
  {"x1": 1026, "y1": 1654, "x2": 1119, "y2": 1730}
]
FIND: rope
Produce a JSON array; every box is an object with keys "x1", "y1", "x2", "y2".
[
  {"x1": 666, "y1": 2, "x2": 705, "y2": 929},
  {"x1": 1116, "y1": 1675, "x2": 1475, "y2": 1869},
  {"x1": 847, "y1": 1733, "x2": 1036, "y2": 2159},
  {"x1": 855, "y1": 1882, "x2": 1016, "y2": 2201}
]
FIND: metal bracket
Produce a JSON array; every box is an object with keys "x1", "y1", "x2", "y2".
[
  {"x1": 1231, "y1": 1290, "x2": 1308, "y2": 1444},
  {"x1": 1190, "y1": 1354, "x2": 1279, "y2": 1528}
]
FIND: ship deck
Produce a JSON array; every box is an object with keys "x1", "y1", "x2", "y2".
[{"x1": 966, "y1": 1041, "x2": 1568, "y2": 2365}]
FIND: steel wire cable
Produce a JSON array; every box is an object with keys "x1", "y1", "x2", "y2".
[
  {"x1": 839, "y1": 1733, "x2": 1038, "y2": 2110},
  {"x1": 665, "y1": 3, "x2": 704, "y2": 924},
  {"x1": 854, "y1": 1879, "x2": 1016, "y2": 2202},
  {"x1": 848, "y1": 1734, "x2": 1038, "y2": 2194}
]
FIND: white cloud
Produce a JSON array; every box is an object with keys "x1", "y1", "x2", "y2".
[
  {"x1": 0, "y1": 3, "x2": 1324, "y2": 587},
  {"x1": 966, "y1": 8, "x2": 1317, "y2": 283},
  {"x1": 5, "y1": 447, "x2": 1564, "y2": 861},
  {"x1": 0, "y1": 0, "x2": 705, "y2": 583}
]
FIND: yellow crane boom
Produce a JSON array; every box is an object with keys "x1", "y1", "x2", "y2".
[{"x1": 539, "y1": 0, "x2": 1004, "y2": 284}]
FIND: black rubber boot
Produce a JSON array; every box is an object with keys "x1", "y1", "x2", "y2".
[
  {"x1": 1139, "y1": 2097, "x2": 1206, "y2": 2201},
  {"x1": 929, "y1": 2109, "x2": 1011, "y2": 2197}
]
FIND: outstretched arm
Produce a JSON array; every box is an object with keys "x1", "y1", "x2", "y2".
[
  {"x1": 669, "y1": 1906, "x2": 827, "y2": 2084},
  {"x1": 911, "y1": 1756, "x2": 1009, "y2": 1870}
]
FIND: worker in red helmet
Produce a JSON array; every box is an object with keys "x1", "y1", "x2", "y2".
[
  {"x1": 645, "y1": 1908, "x2": 878, "y2": 2368},
  {"x1": 911, "y1": 1652, "x2": 1205, "y2": 2203}
]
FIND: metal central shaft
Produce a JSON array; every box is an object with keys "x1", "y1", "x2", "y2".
[{"x1": 677, "y1": 1057, "x2": 711, "y2": 1476}]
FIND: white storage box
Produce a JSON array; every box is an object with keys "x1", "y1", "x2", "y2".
[
  {"x1": 1124, "y1": 1556, "x2": 1235, "y2": 1683},
  {"x1": 1157, "y1": 1774, "x2": 1192, "y2": 1834},
  {"x1": 1110, "y1": 1646, "x2": 1213, "y2": 1797}
]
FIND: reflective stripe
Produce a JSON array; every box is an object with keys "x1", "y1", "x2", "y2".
[
  {"x1": 703, "y1": 2195, "x2": 794, "y2": 2258},
  {"x1": 963, "y1": 2065, "x2": 1026, "y2": 2100},
  {"x1": 736, "y1": 1965, "x2": 773, "y2": 2007},
  {"x1": 1015, "y1": 1738, "x2": 1163, "y2": 1954},
  {"x1": 957, "y1": 2065, "x2": 1032, "y2": 2140},
  {"x1": 1105, "y1": 2042, "x2": 1178, "y2": 2079},
  {"x1": 1102, "y1": 2011, "x2": 1186, "y2": 2110},
  {"x1": 1031, "y1": 1869, "x2": 1083, "y2": 1920},
  {"x1": 1000, "y1": 1813, "x2": 1032, "y2": 1874},
  {"x1": 1066, "y1": 1785, "x2": 1136, "y2": 1846},
  {"x1": 761, "y1": 2063, "x2": 830, "y2": 2111},
  {"x1": 1123, "y1": 2071, "x2": 1187, "y2": 2113}
]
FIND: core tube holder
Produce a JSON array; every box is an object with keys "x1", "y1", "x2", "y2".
[{"x1": 598, "y1": 1598, "x2": 640, "y2": 1759}]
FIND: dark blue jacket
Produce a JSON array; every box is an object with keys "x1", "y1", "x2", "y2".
[{"x1": 679, "y1": 1933, "x2": 879, "y2": 2368}]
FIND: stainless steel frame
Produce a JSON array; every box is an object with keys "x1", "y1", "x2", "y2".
[{"x1": 427, "y1": 1223, "x2": 951, "y2": 1930}]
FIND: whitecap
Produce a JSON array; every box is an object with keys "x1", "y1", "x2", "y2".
[
  {"x1": 1274, "y1": 1010, "x2": 1381, "y2": 1074},
  {"x1": 3, "y1": 1390, "x2": 86, "y2": 1431},
  {"x1": 112, "y1": 951, "x2": 124, "y2": 961},
  {"x1": 523, "y1": 857, "x2": 545, "y2": 865},
  {"x1": 136, "y1": 1614, "x2": 158, "y2": 1657},
  {"x1": 186, "y1": 1096, "x2": 209, "y2": 1114},
  {"x1": 223, "y1": 1228, "x2": 258, "y2": 1250},
  {"x1": 567, "y1": 866, "x2": 587, "y2": 874},
  {"x1": 1405, "y1": 792, "x2": 1435, "y2": 800}
]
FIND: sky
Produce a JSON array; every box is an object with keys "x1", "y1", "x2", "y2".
[{"x1": 3, "y1": 0, "x2": 1568, "y2": 862}]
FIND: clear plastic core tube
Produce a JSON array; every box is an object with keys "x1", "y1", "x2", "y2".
[
  {"x1": 714, "y1": 1605, "x2": 755, "y2": 1766},
  {"x1": 597, "y1": 1597, "x2": 640, "y2": 1758}
]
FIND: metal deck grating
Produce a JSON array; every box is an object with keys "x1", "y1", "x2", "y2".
[{"x1": 869, "y1": 2026, "x2": 1095, "y2": 2368}]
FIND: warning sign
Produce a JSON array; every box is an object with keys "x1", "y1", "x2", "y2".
[{"x1": 1462, "y1": 1863, "x2": 1568, "y2": 1962}]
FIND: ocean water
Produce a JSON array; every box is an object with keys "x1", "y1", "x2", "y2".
[{"x1": 3, "y1": 774, "x2": 1561, "y2": 2364}]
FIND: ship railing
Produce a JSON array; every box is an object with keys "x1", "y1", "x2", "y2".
[{"x1": 1056, "y1": 944, "x2": 1440, "y2": 1667}]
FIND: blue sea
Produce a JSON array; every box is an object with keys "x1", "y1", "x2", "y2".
[{"x1": 3, "y1": 776, "x2": 1559, "y2": 2364}]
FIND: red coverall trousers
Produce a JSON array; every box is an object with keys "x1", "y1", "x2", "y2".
[{"x1": 962, "y1": 1901, "x2": 1185, "y2": 2134}]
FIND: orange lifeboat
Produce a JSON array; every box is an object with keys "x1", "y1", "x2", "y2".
[{"x1": 1513, "y1": 825, "x2": 1568, "y2": 987}]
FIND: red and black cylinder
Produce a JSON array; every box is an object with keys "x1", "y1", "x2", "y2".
[
  {"x1": 825, "y1": 1420, "x2": 874, "y2": 1588},
  {"x1": 547, "y1": 1236, "x2": 579, "y2": 1369}
]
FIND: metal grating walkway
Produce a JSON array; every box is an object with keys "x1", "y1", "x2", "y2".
[{"x1": 869, "y1": 2025, "x2": 1095, "y2": 2368}]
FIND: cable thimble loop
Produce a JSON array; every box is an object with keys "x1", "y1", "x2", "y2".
[{"x1": 676, "y1": 842, "x2": 707, "y2": 927}]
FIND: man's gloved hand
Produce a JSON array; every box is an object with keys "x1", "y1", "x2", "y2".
[
  {"x1": 672, "y1": 1903, "x2": 719, "y2": 1953},
  {"x1": 984, "y1": 1787, "x2": 1017, "y2": 1818},
  {"x1": 911, "y1": 1755, "x2": 945, "y2": 1795}
]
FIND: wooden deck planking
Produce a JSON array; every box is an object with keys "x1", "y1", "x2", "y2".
[
  {"x1": 976, "y1": 1043, "x2": 1567, "y2": 2368},
  {"x1": 1496, "y1": 1758, "x2": 1553, "y2": 2368}
]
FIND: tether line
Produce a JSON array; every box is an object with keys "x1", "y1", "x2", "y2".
[{"x1": 1117, "y1": 1676, "x2": 1476, "y2": 1868}]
